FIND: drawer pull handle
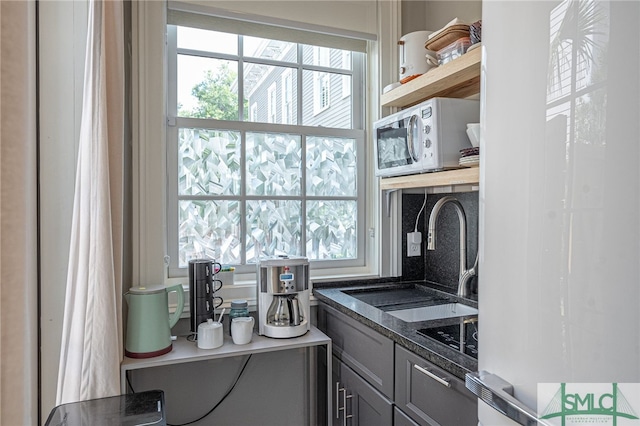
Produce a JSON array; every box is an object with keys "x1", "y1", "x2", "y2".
[
  {"x1": 414, "y1": 364, "x2": 451, "y2": 387},
  {"x1": 343, "y1": 389, "x2": 353, "y2": 426},
  {"x1": 336, "y1": 382, "x2": 343, "y2": 419},
  {"x1": 336, "y1": 382, "x2": 353, "y2": 425}
]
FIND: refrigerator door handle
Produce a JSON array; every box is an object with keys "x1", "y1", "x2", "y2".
[{"x1": 466, "y1": 371, "x2": 551, "y2": 426}]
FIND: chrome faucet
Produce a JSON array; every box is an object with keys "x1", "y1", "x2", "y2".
[{"x1": 426, "y1": 196, "x2": 478, "y2": 297}]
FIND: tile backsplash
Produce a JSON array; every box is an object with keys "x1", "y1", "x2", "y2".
[{"x1": 402, "y1": 191, "x2": 479, "y2": 296}]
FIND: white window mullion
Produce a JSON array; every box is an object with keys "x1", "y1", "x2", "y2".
[
  {"x1": 296, "y1": 44, "x2": 303, "y2": 125},
  {"x1": 240, "y1": 128, "x2": 247, "y2": 266},
  {"x1": 238, "y1": 35, "x2": 245, "y2": 121},
  {"x1": 300, "y1": 134, "x2": 307, "y2": 257}
]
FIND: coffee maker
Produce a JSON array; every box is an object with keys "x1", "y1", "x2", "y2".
[{"x1": 257, "y1": 256, "x2": 310, "y2": 338}]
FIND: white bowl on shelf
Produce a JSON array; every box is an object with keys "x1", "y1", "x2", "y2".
[{"x1": 466, "y1": 123, "x2": 480, "y2": 147}]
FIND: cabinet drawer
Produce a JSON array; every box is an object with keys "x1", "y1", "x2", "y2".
[
  {"x1": 318, "y1": 303, "x2": 394, "y2": 398},
  {"x1": 394, "y1": 407, "x2": 420, "y2": 426},
  {"x1": 395, "y1": 346, "x2": 477, "y2": 426},
  {"x1": 338, "y1": 357, "x2": 393, "y2": 426}
]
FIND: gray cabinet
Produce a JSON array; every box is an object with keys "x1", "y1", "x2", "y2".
[
  {"x1": 317, "y1": 303, "x2": 394, "y2": 398},
  {"x1": 394, "y1": 407, "x2": 420, "y2": 426},
  {"x1": 395, "y1": 345, "x2": 477, "y2": 426},
  {"x1": 333, "y1": 355, "x2": 393, "y2": 426},
  {"x1": 317, "y1": 302, "x2": 477, "y2": 426}
]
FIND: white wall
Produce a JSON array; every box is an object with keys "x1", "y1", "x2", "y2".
[
  {"x1": 402, "y1": 0, "x2": 482, "y2": 35},
  {"x1": 39, "y1": 0, "x2": 87, "y2": 421}
]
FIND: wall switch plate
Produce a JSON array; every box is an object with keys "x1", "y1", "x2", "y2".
[{"x1": 407, "y1": 231, "x2": 422, "y2": 257}]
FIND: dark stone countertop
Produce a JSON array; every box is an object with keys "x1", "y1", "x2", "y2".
[{"x1": 313, "y1": 280, "x2": 478, "y2": 380}]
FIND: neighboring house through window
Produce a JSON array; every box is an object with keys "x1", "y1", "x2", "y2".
[
  {"x1": 313, "y1": 46, "x2": 331, "y2": 115},
  {"x1": 281, "y1": 68, "x2": 293, "y2": 124},
  {"x1": 267, "y1": 82, "x2": 277, "y2": 123},
  {"x1": 250, "y1": 102, "x2": 258, "y2": 122}
]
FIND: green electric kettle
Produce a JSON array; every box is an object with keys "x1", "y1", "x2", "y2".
[{"x1": 125, "y1": 284, "x2": 185, "y2": 358}]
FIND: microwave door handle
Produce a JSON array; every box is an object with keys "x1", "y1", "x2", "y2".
[{"x1": 407, "y1": 114, "x2": 420, "y2": 162}]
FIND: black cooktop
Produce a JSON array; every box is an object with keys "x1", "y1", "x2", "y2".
[{"x1": 417, "y1": 320, "x2": 479, "y2": 359}]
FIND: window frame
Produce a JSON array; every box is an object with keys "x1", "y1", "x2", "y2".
[
  {"x1": 342, "y1": 51, "x2": 351, "y2": 99},
  {"x1": 131, "y1": 1, "x2": 394, "y2": 296},
  {"x1": 165, "y1": 18, "x2": 369, "y2": 279}
]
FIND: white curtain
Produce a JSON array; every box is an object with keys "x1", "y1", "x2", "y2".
[
  {"x1": 57, "y1": 0, "x2": 125, "y2": 404},
  {"x1": 0, "y1": 1, "x2": 38, "y2": 424}
]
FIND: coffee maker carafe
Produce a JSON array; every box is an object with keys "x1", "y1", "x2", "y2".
[{"x1": 257, "y1": 256, "x2": 310, "y2": 338}]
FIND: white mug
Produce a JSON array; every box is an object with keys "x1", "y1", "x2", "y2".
[
  {"x1": 231, "y1": 317, "x2": 255, "y2": 345},
  {"x1": 197, "y1": 319, "x2": 223, "y2": 349}
]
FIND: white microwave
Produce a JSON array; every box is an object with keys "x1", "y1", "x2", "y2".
[{"x1": 374, "y1": 97, "x2": 480, "y2": 177}]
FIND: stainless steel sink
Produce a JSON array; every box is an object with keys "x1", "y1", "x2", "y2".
[
  {"x1": 386, "y1": 302, "x2": 478, "y2": 322},
  {"x1": 343, "y1": 286, "x2": 449, "y2": 310},
  {"x1": 343, "y1": 285, "x2": 477, "y2": 322}
]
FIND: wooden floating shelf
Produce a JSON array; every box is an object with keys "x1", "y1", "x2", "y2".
[
  {"x1": 381, "y1": 47, "x2": 481, "y2": 108},
  {"x1": 379, "y1": 167, "x2": 479, "y2": 191}
]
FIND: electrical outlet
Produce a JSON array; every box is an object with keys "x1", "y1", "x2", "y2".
[{"x1": 407, "y1": 231, "x2": 422, "y2": 257}]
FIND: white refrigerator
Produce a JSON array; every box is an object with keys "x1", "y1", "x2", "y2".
[{"x1": 467, "y1": 1, "x2": 640, "y2": 425}]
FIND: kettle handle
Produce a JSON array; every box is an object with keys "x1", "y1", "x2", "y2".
[{"x1": 166, "y1": 284, "x2": 185, "y2": 329}]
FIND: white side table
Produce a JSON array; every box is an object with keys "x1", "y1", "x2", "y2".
[{"x1": 121, "y1": 326, "x2": 332, "y2": 423}]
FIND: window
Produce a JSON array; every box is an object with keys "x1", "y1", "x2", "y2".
[{"x1": 166, "y1": 14, "x2": 367, "y2": 276}]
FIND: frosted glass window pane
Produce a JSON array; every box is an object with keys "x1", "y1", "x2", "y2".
[
  {"x1": 307, "y1": 200, "x2": 357, "y2": 260},
  {"x1": 179, "y1": 200, "x2": 241, "y2": 267},
  {"x1": 307, "y1": 136, "x2": 356, "y2": 197},
  {"x1": 178, "y1": 128, "x2": 241, "y2": 196},
  {"x1": 246, "y1": 132, "x2": 301, "y2": 196},
  {"x1": 246, "y1": 200, "x2": 302, "y2": 263}
]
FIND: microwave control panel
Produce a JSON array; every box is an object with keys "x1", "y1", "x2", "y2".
[{"x1": 420, "y1": 105, "x2": 437, "y2": 169}]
